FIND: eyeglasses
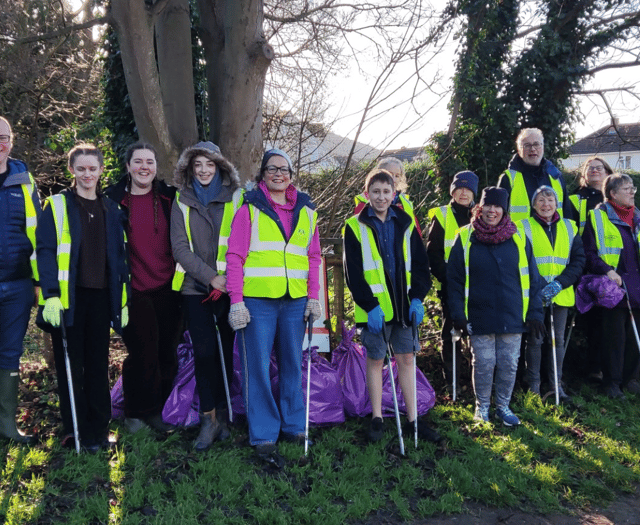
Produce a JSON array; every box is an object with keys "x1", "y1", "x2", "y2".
[
  {"x1": 0, "y1": 135, "x2": 11, "y2": 144},
  {"x1": 265, "y1": 165, "x2": 291, "y2": 175},
  {"x1": 618, "y1": 186, "x2": 637, "y2": 194},
  {"x1": 587, "y1": 165, "x2": 604, "y2": 172},
  {"x1": 522, "y1": 142, "x2": 543, "y2": 150}
]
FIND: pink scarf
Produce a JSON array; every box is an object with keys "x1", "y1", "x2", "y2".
[{"x1": 471, "y1": 213, "x2": 517, "y2": 244}]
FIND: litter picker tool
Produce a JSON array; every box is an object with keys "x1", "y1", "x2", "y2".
[
  {"x1": 381, "y1": 324, "x2": 405, "y2": 456},
  {"x1": 549, "y1": 303, "x2": 560, "y2": 406},
  {"x1": 622, "y1": 281, "x2": 640, "y2": 354},
  {"x1": 563, "y1": 309, "x2": 576, "y2": 353},
  {"x1": 60, "y1": 318, "x2": 81, "y2": 454},
  {"x1": 213, "y1": 313, "x2": 233, "y2": 423},
  {"x1": 450, "y1": 328, "x2": 462, "y2": 402},
  {"x1": 304, "y1": 315, "x2": 314, "y2": 456},
  {"x1": 411, "y1": 313, "x2": 419, "y2": 449}
]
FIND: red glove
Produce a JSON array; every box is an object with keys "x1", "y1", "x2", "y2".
[{"x1": 202, "y1": 289, "x2": 223, "y2": 303}]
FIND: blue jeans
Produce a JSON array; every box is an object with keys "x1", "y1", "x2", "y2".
[
  {"x1": 470, "y1": 333, "x2": 521, "y2": 409},
  {"x1": 0, "y1": 278, "x2": 33, "y2": 370},
  {"x1": 240, "y1": 297, "x2": 306, "y2": 445}
]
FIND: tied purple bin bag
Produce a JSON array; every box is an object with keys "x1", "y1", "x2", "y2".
[
  {"x1": 110, "y1": 332, "x2": 201, "y2": 427},
  {"x1": 331, "y1": 321, "x2": 436, "y2": 417},
  {"x1": 230, "y1": 334, "x2": 345, "y2": 425},
  {"x1": 161, "y1": 332, "x2": 200, "y2": 427}
]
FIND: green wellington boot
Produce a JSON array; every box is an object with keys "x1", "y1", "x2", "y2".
[{"x1": 0, "y1": 369, "x2": 35, "y2": 444}]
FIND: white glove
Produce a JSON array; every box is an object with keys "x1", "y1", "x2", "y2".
[
  {"x1": 304, "y1": 298, "x2": 322, "y2": 322},
  {"x1": 228, "y1": 301, "x2": 251, "y2": 331}
]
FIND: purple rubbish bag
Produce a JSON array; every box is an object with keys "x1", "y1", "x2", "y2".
[
  {"x1": 331, "y1": 322, "x2": 371, "y2": 417},
  {"x1": 162, "y1": 331, "x2": 200, "y2": 427},
  {"x1": 576, "y1": 274, "x2": 625, "y2": 313},
  {"x1": 302, "y1": 346, "x2": 345, "y2": 425},
  {"x1": 110, "y1": 375, "x2": 125, "y2": 420}
]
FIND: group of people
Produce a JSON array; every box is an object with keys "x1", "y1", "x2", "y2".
[{"x1": 1, "y1": 117, "x2": 637, "y2": 460}]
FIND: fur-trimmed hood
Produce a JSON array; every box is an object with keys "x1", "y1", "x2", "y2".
[{"x1": 173, "y1": 143, "x2": 241, "y2": 191}]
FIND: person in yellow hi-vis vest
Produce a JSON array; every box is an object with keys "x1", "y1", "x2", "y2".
[
  {"x1": 171, "y1": 141, "x2": 243, "y2": 452},
  {"x1": 498, "y1": 128, "x2": 573, "y2": 222},
  {"x1": 566, "y1": 157, "x2": 612, "y2": 382},
  {"x1": 36, "y1": 144, "x2": 129, "y2": 453},
  {"x1": 583, "y1": 173, "x2": 640, "y2": 400},
  {"x1": 104, "y1": 143, "x2": 182, "y2": 435},
  {"x1": 344, "y1": 168, "x2": 441, "y2": 444},
  {"x1": 427, "y1": 170, "x2": 478, "y2": 392},
  {"x1": 448, "y1": 187, "x2": 545, "y2": 426},
  {"x1": 0, "y1": 116, "x2": 41, "y2": 444},
  {"x1": 519, "y1": 186, "x2": 585, "y2": 401},
  {"x1": 226, "y1": 148, "x2": 322, "y2": 467}
]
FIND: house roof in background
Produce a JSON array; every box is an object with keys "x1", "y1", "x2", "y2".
[
  {"x1": 381, "y1": 146, "x2": 426, "y2": 163},
  {"x1": 569, "y1": 123, "x2": 640, "y2": 155}
]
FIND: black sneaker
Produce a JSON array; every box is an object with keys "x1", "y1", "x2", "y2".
[
  {"x1": 255, "y1": 443, "x2": 285, "y2": 469},
  {"x1": 604, "y1": 384, "x2": 626, "y2": 400},
  {"x1": 280, "y1": 433, "x2": 314, "y2": 446},
  {"x1": 403, "y1": 419, "x2": 443, "y2": 443},
  {"x1": 367, "y1": 417, "x2": 384, "y2": 443}
]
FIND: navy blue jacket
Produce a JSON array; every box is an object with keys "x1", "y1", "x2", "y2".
[
  {"x1": 343, "y1": 204, "x2": 431, "y2": 327},
  {"x1": 36, "y1": 189, "x2": 130, "y2": 333},
  {"x1": 0, "y1": 159, "x2": 41, "y2": 282},
  {"x1": 447, "y1": 229, "x2": 544, "y2": 335}
]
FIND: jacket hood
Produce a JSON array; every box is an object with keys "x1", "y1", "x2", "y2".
[{"x1": 173, "y1": 144, "x2": 241, "y2": 191}]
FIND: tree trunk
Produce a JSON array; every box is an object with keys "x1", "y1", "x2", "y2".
[
  {"x1": 155, "y1": 0, "x2": 199, "y2": 151},
  {"x1": 110, "y1": 0, "x2": 180, "y2": 180},
  {"x1": 197, "y1": 0, "x2": 273, "y2": 180}
]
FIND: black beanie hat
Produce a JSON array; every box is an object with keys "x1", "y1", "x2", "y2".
[
  {"x1": 479, "y1": 186, "x2": 509, "y2": 212},
  {"x1": 450, "y1": 170, "x2": 479, "y2": 196}
]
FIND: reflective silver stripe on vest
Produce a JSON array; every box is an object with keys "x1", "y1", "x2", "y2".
[
  {"x1": 358, "y1": 222, "x2": 382, "y2": 272},
  {"x1": 177, "y1": 200, "x2": 194, "y2": 252},
  {"x1": 511, "y1": 205, "x2": 529, "y2": 213},
  {"x1": 404, "y1": 227, "x2": 412, "y2": 291},
  {"x1": 287, "y1": 244, "x2": 310, "y2": 257},
  {"x1": 593, "y1": 211, "x2": 621, "y2": 256},
  {"x1": 521, "y1": 220, "x2": 533, "y2": 243},
  {"x1": 58, "y1": 270, "x2": 70, "y2": 281},
  {"x1": 244, "y1": 267, "x2": 286, "y2": 278}
]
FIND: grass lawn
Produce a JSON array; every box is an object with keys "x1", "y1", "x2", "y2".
[{"x1": 2, "y1": 329, "x2": 640, "y2": 524}]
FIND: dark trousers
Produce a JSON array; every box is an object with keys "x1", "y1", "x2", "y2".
[
  {"x1": 183, "y1": 294, "x2": 233, "y2": 413},
  {"x1": 121, "y1": 287, "x2": 182, "y2": 418},
  {"x1": 51, "y1": 287, "x2": 111, "y2": 444},
  {"x1": 601, "y1": 307, "x2": 640, "y2": 388}
]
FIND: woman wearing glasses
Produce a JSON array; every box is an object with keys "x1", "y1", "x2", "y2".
[
  {"x1": 568, "y1": 157, "x2": 613, "y2": 382},
  {"x1": 171, "y1": 141, "x2": 243, "y2": 451},
  {"x1": 226, "y1": 148, "x2": 322, "y2": 466},
  {"x1": 583, "y1": 173, "x2": 640, "y2": 399}
]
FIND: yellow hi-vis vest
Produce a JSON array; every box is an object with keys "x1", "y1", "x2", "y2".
[
  {"x1": 457, "y1": 225, "x2": 530, "y2": 321},
  {"x1": 569, "y1": 194, "x2": 588, "y2": 235},
  {"x1": 518, "y1": 217, "x2": 577, "y2": 307},
  {"x1": 590, "y1": 207, "x2": 640, "y2": 270},
  {"x1": 171, "y1": 188, "x2": 244, "y2": 291},
  {"x1": 427, "y1": 204, "x2": 459, "y2": 262},
  {"x1": 243, "y1": 204, "x2": 317, "y2": 299},
  {"x1": 21, "y1": 174, "x2": 39, "y2": 281},
  {"x1": 344, "y1": 215, "x2": 413, "y2": 323},
  {"x1": 38, "y1": 194, "x2": 128, "y2": 310},
  {"x1": 504, "y1": 169, "x2": 564, "y2": 222}
]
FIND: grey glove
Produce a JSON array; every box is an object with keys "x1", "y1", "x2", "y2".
[
  {"x1": 228, "y1": 301, "x2": 251, "y2": 331},
  {"x1": 304, "y1": 298, "x2": 322, "y2": 321}
]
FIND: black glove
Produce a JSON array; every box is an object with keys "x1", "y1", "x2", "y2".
[
  {"x1": 526, "y1": 319, "x2": 546, "y2": 340},
  {"x1": 453, "y1": 318, "x2": 468, "y2": 334}
]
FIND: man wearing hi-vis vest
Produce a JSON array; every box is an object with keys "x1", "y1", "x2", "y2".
[
  {"x1": 226, "y1": 148, "x2": 322, "y2": 468},
  {"x1": 498, "y1": 128, "x2": 573, "y2": 223},
  {"x1": 427, "y1": 170, "x2": 478, "y2": 394},
  {"x1": 518, "y1": 186, "x2": 585, "y2": 402},
  {"x1": 0, "y1": 116, "x2": 41, "y2": 444}
]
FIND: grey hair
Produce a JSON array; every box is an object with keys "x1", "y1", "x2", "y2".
[
  {"x1": 375, "y1": 157, "x2": 407, "y2": 192},
  {"x1": 604, "y1": 172, "x2": 633, "y2": 200},
  {"x1": 516, "y1": 128, "x2": 544, "y2": 147},
  {"x1": 533, "y1": 188, "x2": 557, "y2": 206}
]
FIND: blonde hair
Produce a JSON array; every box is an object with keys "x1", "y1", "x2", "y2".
[{"x1": 375, "y1": 157, "x2": 407, "y2": 192}]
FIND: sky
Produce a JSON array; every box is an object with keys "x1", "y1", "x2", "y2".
[{"x1": 325, "y1": 12, "x2": 640, "y2": 155}]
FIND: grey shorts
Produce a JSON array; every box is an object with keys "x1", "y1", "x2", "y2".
[{"x1": 361, "y1": 324, "x2": 415, "y2": 360}]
